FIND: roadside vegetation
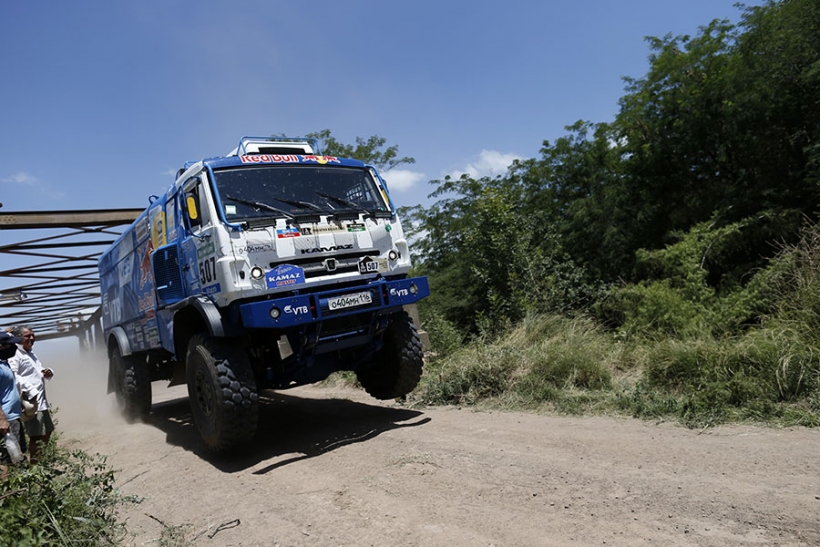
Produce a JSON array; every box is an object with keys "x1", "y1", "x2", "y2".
[
  {"x1": 0, "y1": 435, "x2": 137, "y2": 547},
  {"x1": 412, "y1": 219, "x2": 820, "y2": 428},
  {"x1": 403, "y1": 0, "x2": 820, "y2": 429},
  {"x1": 4, "y1": 2, "x2": 816, "y2": 545}
]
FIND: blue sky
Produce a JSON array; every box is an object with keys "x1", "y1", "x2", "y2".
[{"x1": 0, "y1": 1, "x2": 762, "y2": 214}]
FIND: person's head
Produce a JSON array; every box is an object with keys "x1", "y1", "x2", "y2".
[
  {"x1": 0, "y1": 331, "x2": 22, "y2": 360},
  {"x1": 7, "y1": 326, "x2": 33, "y2": 351}
]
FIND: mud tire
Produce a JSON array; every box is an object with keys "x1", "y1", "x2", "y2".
[
  {"x1": 186, "y1": 334, "x2": 259, "y2": 451},
  {"x1": 357, "y1": 311, "x2": 424, "y2": 400},
  {"x1": 111, "y1": 347, "x2": 152, "y2": 422}
]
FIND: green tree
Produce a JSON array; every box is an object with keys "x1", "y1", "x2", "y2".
[
  {"x1": 612, "y1": 0, "x2": 820, "y2": 274},
  {"x1": 406, "y1": 172, "x2": 598, "y2": 334},
  {"x1": 509, "y1": 120, "x2": 631, "y2": 281},
  {"x1": 306, "y1": 129, "x2": 415, "y2": 172}
]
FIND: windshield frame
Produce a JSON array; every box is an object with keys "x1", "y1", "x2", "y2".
[{"x1": 209, "y1": 164, "x2": 393, "y2": 227}]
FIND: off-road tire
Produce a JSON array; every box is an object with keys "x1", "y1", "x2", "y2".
[
  {"x1": 186, "y1": 333, "x2": 259, "y2": 451},
  {"x1": 111, "y1": 346, "x2": 151, "y2": 422},
  {"x1": 356, "y1": 311, "x2": 424, "y2": 400}
]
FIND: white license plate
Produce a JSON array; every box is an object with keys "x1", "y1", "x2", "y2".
[{"x1": 327, "y1": 291, "x2": 373, "y2": 310}]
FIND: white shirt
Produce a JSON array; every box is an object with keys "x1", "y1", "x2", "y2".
[{"x1": 8, "y1": 347, "x2": 51, "y2": 411}]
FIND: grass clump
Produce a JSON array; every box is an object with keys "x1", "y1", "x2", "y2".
[
  {"x1": 619, "y1": 326, "x2": 820, "y2": 427},
  {"x1": 414, "y1": 314, "x2": 616, "y2": 413}
]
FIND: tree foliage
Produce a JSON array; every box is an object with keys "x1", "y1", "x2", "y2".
[
  {"x1": 410, "y1": 0, "x2": 820, "y2": 337},
  {"x1": 306, "y1": 129, "x2": 415, "y2": 172}
]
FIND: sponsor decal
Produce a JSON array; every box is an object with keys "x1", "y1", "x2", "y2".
[
  {"x1": 266, "y1": 264, "x2": 305, "y2": 288},
  {"x1": 300, "y1": 244, "x2": 353, "y2": 255},
  {"x1": 165, "y1": 200, "x2": 177, "y2": 241},
  {"x1": 301, "y1": 225, "x2": 344, "y2": 236},
  {"x1": 277, "y1": 227, "x2": 301, "y2": 238},
  {"x1": 240, "y1": 154, "x2": 300, "y2": 164},
  {"x1": 301, "y1": 155, "x2": 340, "y2": 164},
  {"x1": 138, "y1": 293, "x2": 156, "y2": 312},
  {"x1": 197, "y1": 241, "x2": 215, "y2": 259},
  {"x1": 149, "y1": 208, "x2": 166, "y2": 248},
  {"x1": 346, "y1": 222, "x2": 366, "y2": 232},
  {"x1": 139, "y1": 240, "x2": 154, "y2": 289},
  {"x1": 390, "y1": 287, "x2": 410, "y2": 297},
  {"x1": 284, "y1": 304, "x2": 310, "y2": 316},
  {"x1": 202, "y1": 283, "x2": 221, "y2": 295},
  {"x1": 135, "y1": 216, "x2": 149, "y2": 242}
]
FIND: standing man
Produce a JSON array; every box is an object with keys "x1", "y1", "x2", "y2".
[
  {"x1": 8, "y1": 326, "x2": 54, "y2": 463},
  {"x1": 0, "y1": 330, "x2": 24, "y2": 477}
]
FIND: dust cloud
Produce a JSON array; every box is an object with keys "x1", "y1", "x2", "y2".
[{"x1": 33, "y1": 337, "x2": 127, "y2": 435}]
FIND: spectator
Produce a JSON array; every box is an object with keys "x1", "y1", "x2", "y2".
[
  {"x1": 0, "y1": 330, "x2": 24, "y2": 477},
  {"x1": 8, "y1": 326, "x2": 54, "y2": 463}
]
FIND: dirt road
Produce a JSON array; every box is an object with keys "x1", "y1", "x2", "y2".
[{"x1": 53, "y1": 366, "x2": 820, "y2": 547}]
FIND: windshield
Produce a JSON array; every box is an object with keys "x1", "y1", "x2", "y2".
[{"x1": 212, "y1": 165, "x2": 390, "y2": 222}]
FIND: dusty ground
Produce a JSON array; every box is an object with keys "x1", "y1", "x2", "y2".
[{"x1": 49, "y1": 358, "x2": 820, "y2": 547}]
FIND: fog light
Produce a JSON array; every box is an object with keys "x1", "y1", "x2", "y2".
[
  {"x1": 251, "y1": 266, "x2": 264, "y2": 280},
  {"x1": 270, "y1": 307, "x2": 281, "y2": 319},
  {"x1": 388, "y1": 250, "x2": 399, "y2": 261},
  {"x1": 409, "y1": 283, "x2": 418, "y2": 295}
]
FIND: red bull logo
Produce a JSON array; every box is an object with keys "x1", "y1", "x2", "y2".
[
  {"x1": 240, "y1": 154, "x2": 300, "y2": 164},
  {"x1": 301, "y1": 155, "x2": 340, "y2": 164}
]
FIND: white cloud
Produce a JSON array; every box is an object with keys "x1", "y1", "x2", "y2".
[
  {"x1": 0, "y1": 172, "x2": 65, "y2": 202},
  {"x1": 381, "y1": 169, "x2": 426, "y2": 192},
  {"x1": 445, "y1": 149, "x2": 523, "y2": 180},
  {"x1": 1, "y1": 172, "x2": 39, "y2": 186}
]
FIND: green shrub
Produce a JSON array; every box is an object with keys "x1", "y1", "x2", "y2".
[
  {"x1": 420, "y1": 308, "x2": 463, "y2": 358},
  {"x1": 0, "y1": 438, "x2": 137, "y2": 546}
]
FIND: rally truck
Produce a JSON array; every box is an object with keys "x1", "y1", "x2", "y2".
[{"x1": 98, "y1": 136, "x2": 429, "y2": 451}]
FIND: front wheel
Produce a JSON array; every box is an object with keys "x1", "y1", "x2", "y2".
[
  {"x1": 186, "y1": 334, "x2": 259, "y2": 451},
  {"x1": 110, "y1": 346, "x2": 151, "y2": 422},
  {"x1": 356, "y1": 311, "x2": 424, "y2": 400}
]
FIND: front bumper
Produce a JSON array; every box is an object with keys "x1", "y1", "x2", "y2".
[{"x1": 239, "y1": 276, "x2": 429, "y2": 329}]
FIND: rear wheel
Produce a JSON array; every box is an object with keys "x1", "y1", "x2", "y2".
[
  {"x1": 111, "y1": 346, "x2": 151, "y2": 422},
  {"x1": 357, "y1": 311, "x2": 424, "y2": 400},
  {"x1": 186, "y1": 334, "x2": 259, "y2": 451}
]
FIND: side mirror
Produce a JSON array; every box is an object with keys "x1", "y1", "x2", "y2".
[{"x1": 186, "y1": 195, "x2": 199, "y2": 221}]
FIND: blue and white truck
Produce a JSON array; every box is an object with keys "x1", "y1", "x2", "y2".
[{"x1": 98, "y1": 136, "x2": 429, "y2": 450}]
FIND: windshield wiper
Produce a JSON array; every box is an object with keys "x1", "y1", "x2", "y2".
[
  {"x1": 272, "y1": 196, "x2": 326, "y2": 212},
  {"x1": 315, "y1": 190, "x2": 372, "y2": 214},
  {"x1": 225, "y1": 194, "x2": 294, "y2": 219}
]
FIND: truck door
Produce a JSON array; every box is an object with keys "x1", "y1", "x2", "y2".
[{"x1": 179, "y1": 174, "x2": 219, "y2": 297}]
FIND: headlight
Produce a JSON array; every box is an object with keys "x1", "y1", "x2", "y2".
[
  {"x1": 409, "y1": 283, "x2": 418, "y2": 295},
  {"x1": 251, "y1": 267, "x2": 264, "y2": 280},
  {"x1": 270, "y1": 307, "x2": 281, "y2": 319},
  {"x1": 388, "y1": 250, "x2": 399, "y2": 261}
]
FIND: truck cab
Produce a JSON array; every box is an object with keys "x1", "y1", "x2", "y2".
[{"x1": 99, "y1": 136, "x2": 429, "y2": 450}]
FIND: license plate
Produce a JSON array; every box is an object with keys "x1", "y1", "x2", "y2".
[{"x1": 327, "y1": 291, "x2": 373, "y2": 311}]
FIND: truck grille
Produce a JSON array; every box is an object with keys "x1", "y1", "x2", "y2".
[{"x1": 269, "y1": 250, "x2": 375, "y2": 279}]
